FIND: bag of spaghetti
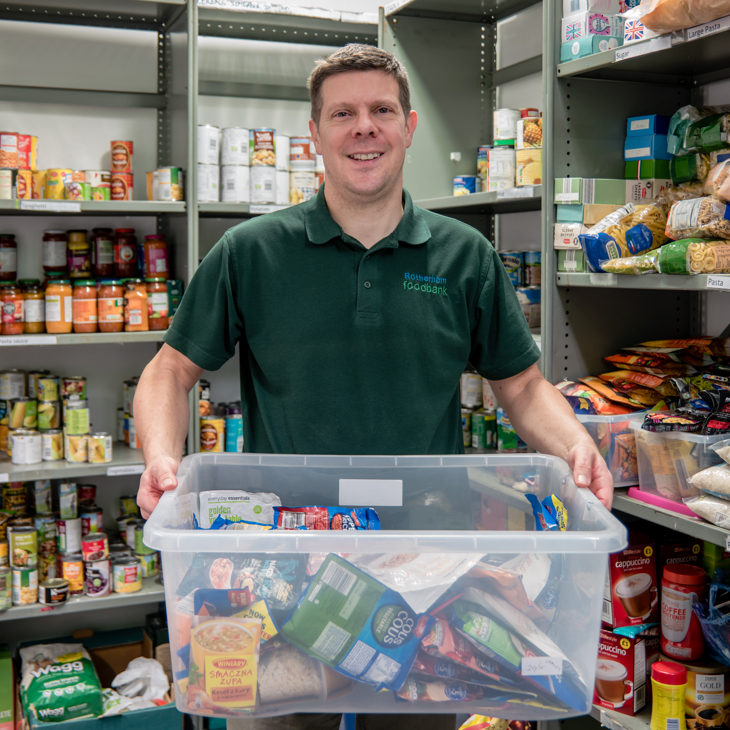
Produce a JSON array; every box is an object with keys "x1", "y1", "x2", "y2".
[
  {"x1": 653, "y1": 238, "x2": 730, "y2": 274},
  {"x1": 580, "y1": 202, "x2": 669, "y2": 273}
]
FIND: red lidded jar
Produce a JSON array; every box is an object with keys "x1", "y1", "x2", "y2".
[{"x1": 661, "y1": 564, "x2": 706, "y2": 661}]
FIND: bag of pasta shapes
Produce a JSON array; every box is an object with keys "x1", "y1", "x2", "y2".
[
  {"x1": 705, "y1": 160, "x2": 730, "y2": 200},
  {"x1": 666, "y1": 197, "x2": 730, "y2": 240},
  {"x1": 654, "y1": 238, "x2": 730, "y2": 274},
  {"x1": 600, "y1": 250, "x2": 659, "y2": 275},
  {"x1": 639, "y1": 0, "x2": 730, "y2": 33}
]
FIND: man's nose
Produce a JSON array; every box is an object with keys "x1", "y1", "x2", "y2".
[{"x1": 353, "y1": 113, "x2": 377, "y2": 137}]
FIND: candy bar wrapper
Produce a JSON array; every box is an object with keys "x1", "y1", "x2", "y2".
[{"x1": 274, "y1": 506, "x2": 381, "y2": 530}]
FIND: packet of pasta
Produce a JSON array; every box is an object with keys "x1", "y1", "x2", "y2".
[{"x1": 666, "y1": 197, "x2": 730, "y2": 240}]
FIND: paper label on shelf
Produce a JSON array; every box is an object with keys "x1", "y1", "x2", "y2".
[
  {"x1": 107, "y1": 465, "x2": 145, "y2": 477},
  {"x1": 0, "y1": 335, "x2": 57, "y2": 346},
  {"x1": 521, "y1": 656, "x2": 563, "y2": 676},
  {"x1": 615, "y1": 35, "x2": 671, "y2": 61},
  {"x1": 599, "y1": 708, "x2": 629, "y2": 730},
  {"x1": 20, "y1": 200, "x2": 81, "y2": 213},
  {"x1": 589, "y1": 273, "x2": 618, "y2": 286},
  {"x1": 339, "y1": 479, "x2": 403, "y2": 506},
  {"x1": 497, "y1": 187, "x2": 534, "y2": 199},
  {"x1": 726, "y1": 535, "x2": 730, "y2": 550},
  {"x1": 41, "y1": 605, "x2": 57, "y2": 613},
  {"x1": 250, "y1": 204, "x2": 289, "y2": 214},
  {"x1": 706, "y1": 275, "x2": 730, "y2": 290},
  {"x1": 687, "y1": 14, "x2": 730, "y2": 40}
]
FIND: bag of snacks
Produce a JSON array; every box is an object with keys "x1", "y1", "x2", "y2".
[
  {"x1": 705, "y1": 159, "x2": 730, "y2": 200},
  {"x1": 556, "y1": 380, "x2": 636, "y2": 414},
  {"x1": 600, "y1": 250, "x2": 659, "y2": 275},
  {"x1": 671, "y1": 154, "x2": 713, "y2": 185},
  {"x1": 666, "y1": 197, "x2": 730, "y2": 240},
  {"x1": 640, "y1": 0, "x2": 730, "y2": 33},
  {"x1": 604, "y1": 352, "x2": 697, "y2": 376}
]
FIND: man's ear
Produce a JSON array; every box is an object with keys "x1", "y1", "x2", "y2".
[{"x1": 308, "y1": 119, "x2": 321, "y2": 155}]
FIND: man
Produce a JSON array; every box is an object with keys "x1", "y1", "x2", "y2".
[{"x1": 135, "y1": 44, "x2": 612, "y2": 729}]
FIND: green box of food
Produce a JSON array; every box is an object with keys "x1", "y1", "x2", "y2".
[
  {"x1": 167, "y1": 279, "x2": 184, "y2": 321},
  {"x1": 554, "y1": 178, "x2": 625, "y2": 205},
  {"x1": 558, "y1": 249, "x2": 586, "y2": 272},
  {"x1": 624, "y1": 160, "x2": 670, "y2": 179},
  {"x1": 555, "y1": 204, "x2": 584, "y2": 223},
  {"x1": 0, "y1": 645, "x2": 12, "y2": 730}
]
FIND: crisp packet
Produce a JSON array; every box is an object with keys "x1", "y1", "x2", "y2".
[
  {"x1": 459, "y1": 718, "x2": 509, "y2": 730},
  {"x1": 281, "y1": 554, "x2": 432, "y2": 691},
  {"x1": 273, "y1": 506, "x2": 380, "y2": 530},
  {"x1": 642, "y1": 411, "x2": 704, "y2": 432},
  {"x1": 525, "y1": 494, "x2": 567, "y2": 531}
]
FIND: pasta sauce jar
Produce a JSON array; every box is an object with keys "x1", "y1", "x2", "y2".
[
  {"x1": 145, "y1": 278, "x2": 168, "y2": 330},
  {"x1": 143, "y1": 235, "x2": 169, "y2": 279},
  {"x1": 114, "y1": 229, "x2": 137, "y2": 278},
  {"x1": 0, "y1": 234, "x2": 17, "y2": 281},
  {"x1": 42, "y1": 231, "x2": 67, "y2": 274},
  {"x1": 1, "y1": 281, "x2": 23, "y2": 335},
  {"x1": 124, "y1": 279, "x2": 148, "y2": 331},
  {"x1": 91, "y1": 228, "x2": 114, "y2": 278},
  {"x1": 98, "y1": 280, "x2": 124, "y2": 333},
  {"x1": 21, "y1": 280, "x2": 44, "y2": 334},
  {"x1": 72, "y1": 280, "x2": 98, "y2": 334},
  {"x1": 45, "y1": 279, "x2": 73, "y2": 334},
  {"x1": 67, "y1": 230, "x2": 91, "y2": 279}
]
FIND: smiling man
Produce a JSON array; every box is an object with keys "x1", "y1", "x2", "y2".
[{"x1": 134, "y1": 44, "x2": 613, "y2": 730}]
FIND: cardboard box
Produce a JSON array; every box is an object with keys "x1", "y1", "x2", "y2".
[
  {"x1": 0, "y1": 645, "x2": 12, "y2": 730},
  {"x1": 555, "y1": 178, "x2": 626, "y2": 205},
  {"x1": 554, "y1": 222, "x2": 585, "y2": 249},
  {"x1": 556, "y1": 204, "x2": 584, "y2": 222},
  {"x1": 656, "y1": 536, "x2": 702, "y2": 583},
  {"x1": 583, "y1": 203, "x2": 622, "y2": 225},
  {"x1": 594, "y1": 630, "x2": 647, "y2": 716},
  {"x1": 562, "y1": 0, "x2": 623, "y2": 15},
  {"x1": 560, "y1": 36, "x2": 622, "y2": 61},
  {"x1": 623, "y1": 17, "x2": 663, "y2": 44},
  {"x1": 625, "y1": 179, "x2": 671, "y2": 203},
  {"x1": 558, "y1": 248, "x2": 587, "y2": 272},
  {"x1": 626, "y1": 115, "x2": 670, "y2": 137},
  {"x1": 561, "y1": 12, "x2": 624, "y2": 42},
  {"x1": 603, "y1": 535, "x2": 659, "y2": 629},
  {"x1": 625, "y1": 159, "x2": 671, "y2": 179},
  {"x1": 702, "y1": 541, "x2": 730, "y2": 578},
  {"x1": 624, "y1": 134, "x2": 672, "y2": 161}
]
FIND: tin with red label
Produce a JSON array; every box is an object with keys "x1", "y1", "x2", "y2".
[
  {"x1": 86, "y1": 558, "x2": 110, "y2": 597},
  {"x1": 60, "y1": 553, "x2": 84, "y2": 595},
  {"x1": 18, "y1": 135, "x2": 38, "y2": 171},
  {"x1": 39, "y1": 578, "x2": 69, "y2": 605},
  {"x1": 16, "y1": 170, "x2": 31, "y2": 200},
  {"x1": 249, "y1": 128, "x2": 276, "y2": 166},
  {"x1": 111, "y1": 140, "x2": 133, "y2": 173},
  {"x1": 81, "y1": 532, "x2": 109, "y2": 562},
  {"x1": 111, "y1": 173, "x2": 133, "y2": 201},
  {"x1": 0, "y1": 132, "x2": 19, "y2": 168},
  {"x1": 78, "y1": 484, "x2": 96, "y2": 506},
  {"x1": 81, "y1": 508, "x2": 103, "y2": 536},
  {"x1": 661, "y1": 564, "x2": 706, "y2": 661},
  {"x1": 113, "y1": 557, "x2": 141, "y2": 593}
]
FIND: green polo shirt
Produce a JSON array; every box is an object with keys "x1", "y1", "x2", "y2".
[{"x1": 164, "y1": 184, "x2": 540, "y2": 455}]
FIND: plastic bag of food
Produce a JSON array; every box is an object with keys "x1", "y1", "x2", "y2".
[
  {"x1": 600, "y1": 250, "x2": 659, "y2": 275},
  {"x1": 705, "y1": 160, "x2": 730, "y2": 199},
  {"x1": 580, "y1": 375, "x2": 651, "y2": 409},
  {"x1": 652, "y1": 238, "x2": 730, "y2": 274},
  {"x1": 273, "y1": 506, "x2": 380, "y2": 530},
  {"x1": 666, "y1": 197, "x2": 730, "y2": 240},
  {"x1": 689, "y1": 462, "x2": 730, "y2": 497},
  {"x1": 711, "y1": 439, "x2": 730, "y2": 464},
  {"x1": 669, "y1": 106, "x2": 704, "y2": 155},
  {"x1": 685, "y1": 493, "x2": 730, "y2": 527},
  {"x1": 193, "y1": 490, "x2": 281, "y2": 529},
  {"x1": 639, "y1": 0, "x2": 730, "y2": 33},
  {"x1": 671, "y1": 154, "x2": 713, "y2": 185},
  {"x1": 657, "y1": 182, "x2": 706, "y2": 215},
  {"x1": 556, "y1": 380, "x2": 636, "y2": 415},
  {"x1": 604, "y1": 353, "x2": 697, "y2": 376},
  {"x1": 686, "y1": 114, "x2": 730, "y2": 155}
]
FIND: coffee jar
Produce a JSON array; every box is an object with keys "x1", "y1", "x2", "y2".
[{"x1": 661, "y1": 564, "x2": 706, "y2": 661}]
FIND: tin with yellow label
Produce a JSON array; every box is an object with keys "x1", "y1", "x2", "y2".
[
  {"x1": 45, "y1": 169, "x2": 72, "y2": 199},
  {"x1": 200, "y1": 417, "x2": 224, "y2": 453}
]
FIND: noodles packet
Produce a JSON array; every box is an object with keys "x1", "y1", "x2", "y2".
[
  {"x1": 273, "y1": 506, "x2": 380, "y2": 530},
  {"x1": 281, "y1": 554, "x2": 433, "y2": 691}
]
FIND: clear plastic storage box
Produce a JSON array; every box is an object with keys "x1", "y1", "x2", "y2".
[
  {"x1": 144, "y1": 453, "x2": 627, "y2": 721},
  {"x1": 575, "y1": 412, "x2": 645, "y2": 488},
  {"x1": 630, "y1": 420, "x2": 726, "y2": 501}
]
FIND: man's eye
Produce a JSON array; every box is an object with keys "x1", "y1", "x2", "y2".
[
  {"x1": 335, "y1": 111, "x2": 349, "y2": 118},
  {"x1": 378, "y1": 108, "x2": 391, "y2": 113}
]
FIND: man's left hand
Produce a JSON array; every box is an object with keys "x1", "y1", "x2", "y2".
[{"x1": 565, "y1": 442, "x2": 614, "y2": 510}]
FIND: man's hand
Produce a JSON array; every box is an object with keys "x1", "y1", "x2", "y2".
[
  {"x1": 137, "y1": 455, "x2": 180, "y2": 519},
  {"x1": 564, "y1": 442, "x2": 614, "y2": 510}
]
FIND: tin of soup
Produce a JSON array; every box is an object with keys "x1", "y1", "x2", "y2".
[
  {"x1": 113, "y1": 557, "x2": 142, "y2": 593},
  {"x1": 9, "y1": 525, "x2": 37, "y2": 568},
  {"x1": 12, "y1": 566, "x2": 37, "y2": 605},
  {"x1": 57, "y1": 517, "x2": 82, "y2": 554},
  {"x1": 39, "y1": 578, "x2": 69, "y2": 606},
  {"x1": 86, "y1": 558, "x2": 111, "y2": 597},
  {"x1": 498, "y1": 251, "x2": 524, "y2": 287},
  {"x1": 82, "y1": 532, "x2": 108, "y2": 561},
  {"x1": 37, "y1": 376, "x2": 60, "y2": 402},
  {"x1": 42, "y1": 430, "x2": 63, "y2": 461},
  {"x1": 60, "y1": 553, "x2": 84, "y2": 595},
  {"x1": 0, "y1": 565, "x2": 10, "y2": 611}
]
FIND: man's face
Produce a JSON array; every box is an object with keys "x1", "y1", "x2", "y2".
[{"x1": 309, "y1": 69, "x2": 417, "y2": 201}]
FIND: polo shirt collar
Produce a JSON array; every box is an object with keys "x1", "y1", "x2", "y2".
[{"x1": 305, "y1": 183, "x2": 431, "y2": 248}]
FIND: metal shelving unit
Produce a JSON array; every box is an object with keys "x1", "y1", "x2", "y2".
[
  {"x1": 0, "y1": 200, "x2": 185, "y2": 215},
  {"x1": 415, "y1": 187, "x2": 542, "y2": 214},
  {"x1": 0, "y1": 331, "x2": 166, "y2": 347},
  {"x1": 590, "y1": 704, "x2": 651, "y2": 730},
  {"x1": 555, "y1": 272, "x2": 730, "y2": 291}
]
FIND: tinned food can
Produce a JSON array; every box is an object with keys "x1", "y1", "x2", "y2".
[
  {"x1": 221, "y1": 127, "x2": 250, "y2": 166},
  {"x1": 9, "y1": 397, "x2": 37, "y2": 430},
  {"x1": 78, "y1": 484, "x2": 96, "y2": 506},
  {"x1": 488, "y1": 147, "x2": 516, "y2": 191},
  {"x1": 2, "y1": 481, "x2": 27, "y2": 512},
  {"x1": 461, "y1": 409, "x2": 472, "y2": 448},
  {"x1": 0, "y1": 539, "x2": 7, "y2": 566},
  {"x1": 221, "y1": 165, "x2": 250, "y2": 204},
  {"x1": 82, "y1": 532, "x2": 109, "y2": 561},
  {"x1": 471, "y1": 410, "x2": 487, "y2": 450},
  {"x1": 197, "y1": 163, "x2": 219, "y2": 202},
  {"x1": 158, "y1": 167, "x2": 184, "y2": 201},
  {"x1": 45, "y1": 169, "x2": 72, "y2": 199},
  {"x1": 0, "y1": 131, "x2": 19, "y2": 167},
  {"x1": 113, "y1": 557, "x2": 142, "y2": 593},
  {"x1": 10, "y1": 429, "x2": 42, "y2": 465},
  {"x1": 111, "y1": 141, "x2": 133, "y2": 173},
  {"x1": 15, "y1": 169, "x2": 31, "y2": 200},
  {"x1": 515, "y1": 286, "x2": 541, "y2": 328},
  {"x1": 42, "y1": 429, "x2": 63, "y2": 461},
  {"x1": 80, "y1": 509, "x2": 103, "y2": 536},
  {"x1": 18, "y1": 133, "x2": 37, "y2": 169},
  {"x1": 37, "y1": 376, "x2": 59, "y2": 402},
  {"x1": 62, "y1": 376, "x2": 86, "y2": 399},
  {"x1": 111, "y1": 172, "x2": 133, "y2": 201},
  {"x1": 250, "y1": 128, "x2": 276, "y2": 166},
  {"x1": 60, "y1": 553, "x2": 85, "y2": 595},
  {"x1": 59, "y1": 483, "x2": 78, "y2": 520},
  {"x1": 200, "y1": 417, "x2": 224, "y2": 452},
  {"x1": 197, "y1": 124, "x2": 220, "y2": 165},
  {"x1": 250, "y1": 166, "x2": 275, "y2": 204},
  {"x1": 137, "y1": 551, "x2": 159, "y2": 578},
  {"x1": 524, "y1": 251, "x2": 541, "y2": 286},
  {"x1": 65, "y1": 434, "x2": 88, "y2": 463},
  {"x1": 86, "y1": 558, "x2": 111, "y2": 597},
  {"x1": 120, "y1": 495, "x2": 139, "y2": 517},
  {"x1": 88, "y1": 432, "x2": 113, "y2": 464},
  {"x1": 134, "y1": 524, "x2": 154, "y2": 556},
  {"x1": 453, "y1": 175, "x2": 478, "y2": 196},
  {"x1": 493, "y1": 108, "x2": 520, "y2": 140},
  {"x1": 0, "y1": 369, "x2": 26, "y2": 400},
  {"x1": 38, "y1": 401, "x2": 61, "y2": 431},
  {"x1": 484, "y1": 411, "x2": 497, "y2": 449},
  {"x1": 39, "y1": 578, "x2": 69, "y2": 606},
  {"x1": 12, "y1": 566, "x2": 37, "y2": 605},
  {"x1": 289, "y1": 169, "x2": 315, "y2": 205},
  {"x1": 125, "y1": 518, "x2": 143, "y2": 548},
  {"x1": 460, "y1": 372, "x2": 483, "y2": 409},
  {"x1": 57, "y1": 517, "x2": 82, "y2": 555},
  {"x1": 498, "y1": 252, "x2": 524, "y2": 287},
  {"x1": 516, "y1": 148, "x2": 542, "y2": 187},
  {"x1": 477, "y1": 146, "x2": 491, "y2": 179},
  {"x1": 32, "y1": 170, "x2": 46, "y2": 199},
  {"x1": 0, "y1": 565, "x2": 10, "y2": 611}
]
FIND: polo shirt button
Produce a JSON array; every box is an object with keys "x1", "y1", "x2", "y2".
[{"x1": 364, "y1": 281, "x2": 372, "y2": 289}]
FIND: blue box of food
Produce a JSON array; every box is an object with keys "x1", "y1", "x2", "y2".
[
  {"x1": 560, "y1": 36, "x2": 622, "y2": 61},
  {"x1": 626, "y1": 115, "x2": 670, "y2": 137},
  {"x1": 624, "y1": 134, "x2": 672, "y2": 161},
  {"x1": 556, "y1": 204, "x2": 584, "y2": 222}
]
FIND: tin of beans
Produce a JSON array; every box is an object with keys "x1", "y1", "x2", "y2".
[
  {"x1": 136, "y1": 551, "x2": 158, "y2": 578},
  {"x1": 57, "y1": 517, "x2": 82, "y2": 554},
  {"x1": 9, "y1": 526, "x2": 37, "y2": 568},
  {"x1": 81, "y1": 532, "x2": 108, "y2": 562},
  {"x1": 12, "y1": 566, "x2": 38, "y2": 605},
  {"x1": 0, "y1": 565, "x2": 10, "y2": 611},
  {"x1": 86, "y1": 558, "x2": 111, "y2": 597},
  {"x1": 60, "y1": 554, "x2": 84, "y2": 595},
  {"x1": 39, "y1": 578, "x2": 69, "y2": 606},
  {"x1": 113, "y1": 557, "x2": 141, "y2": 593}
]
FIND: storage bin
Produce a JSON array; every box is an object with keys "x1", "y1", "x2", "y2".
[
  {"x1": 576, "y1": 411, "x2": 645, "y2": 487},
  {"x1": 630, "y1": 421, "x2": 726, "y2": 501},
  {"x1": 144, "y1": 453, "x2": 627, "y2": 721}
]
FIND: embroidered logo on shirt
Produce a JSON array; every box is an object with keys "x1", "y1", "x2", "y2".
[{"x1": 403, "y1": 272, "x2": 448, "y2": 296}]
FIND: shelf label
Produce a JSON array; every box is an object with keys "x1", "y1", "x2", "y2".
[
  {"x1": 615, "y1": 35, "x2": 671, "y2": 61},
  {"x1": 497, "y1": 187, "x2": 534, "y2": 200},
  {"x1": 599, "y1": 708, "x2": 630, "y2": 730},
  {"x1": 726, "y1": 535, "x2": 730, "y2": 550},
  {"x1": 706, "y1": 275, "x2": 730, "y2": 290},
  {"x1": 0, "y1": 335, "x2": 57, "y2": 346},
  {"x1": 521, "y1": 656, "x2": 563, "y2": 677},
  {"x1": 589, "y1": 273, "x2": 617, "y2": 286},
  {"x1": 0, "y1": 474, "x2": 8, "y2": 484},
  {"x1": 107, "y1": 465, "x2": 145, "y2": 477},
  {"x1": 687, "y1": 14, "x2": 730, "y2": 40},
  {"x1": 20, "y1": 200, "x2": 81, "y2": 213},
  {"x1": 250, "y1": 204, "x2": 290, "y2": 214}
]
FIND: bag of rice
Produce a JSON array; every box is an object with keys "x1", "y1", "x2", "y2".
[
  {"x1": 685, "y1": 493, "x2": 730, "y2": 527},
  {"x1": 690, "y1": 463, "x2": 730, "y2": 498},
  {"x1": 711, "y1": 439, "x2": 730, "y2": 465},
  {"x1": 20, "y1": 643, "x2": 103, "y2": 722}
]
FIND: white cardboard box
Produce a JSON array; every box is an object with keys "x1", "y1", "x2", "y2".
[
  {"x1": 562, "y1": 0, "x2": 623, "y2": 16},
  {"x1": 554, "y1": 222, "x2": 586, "y2": 249},
  {"x1": 625, "y1": 179, "x2": 671, "y2": 203},
  {"x1": 561, "y1": 12, "x2": 624, "y2": 42}
]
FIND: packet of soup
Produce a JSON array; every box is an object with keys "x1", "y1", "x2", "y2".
[
  {"x1": 194, "y1": 490, "x2": 281, "y2": 529},
  {"x1": 281, "y1": 554, "x2": 432, "y2": 691}
]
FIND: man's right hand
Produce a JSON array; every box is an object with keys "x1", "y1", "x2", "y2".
[{"x1": 138, "y1": 455, "x2": 180, "y2": 519}]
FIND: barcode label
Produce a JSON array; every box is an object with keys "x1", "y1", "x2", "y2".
[
  {"x1": 570, "y1": 0, "x2": 580, "y2": 12},
  {"x1": 227, "y1": 180, "x2": 234, "y2": 190},
  {"x1": 210, "y1": 139, "x2": 217, "y2": 149},
  {"x1": 321, "y1": 561, "x2": 357, "y2": 595},
  {"x1": 311, "y1": 621, "x2": 351, "y2": 662},
  {"x1": 130, "y1": 314, "x2": 142, "y2": 325},
  {"x1": 665, "y1": 718, "x2": 679, "y2": 730},
  {"x1": 264, "y1": 181, "x2": 272, "y2": 191},
  {"x1": 635, "y1": 684, "x2": 646, "y2": 711},
  {"x1": 602, "y1": 598, "x2": 613, "y2": 623}
]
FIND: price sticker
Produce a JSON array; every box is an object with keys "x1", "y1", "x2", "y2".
[
  {"x1": 107, "y1": 465, "x2": 145, "y2": 477},
  {"x1": 521, "y1": 656, "x2": 563, "y2": 676}
]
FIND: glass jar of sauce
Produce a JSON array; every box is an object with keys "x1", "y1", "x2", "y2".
[
  {"x1": 143, "y1": 235, "x2": 169, "y2": 280},
  {"x1": 21, "y1": 279, "x2": 45, "y2": 334},
  {"x1": 114, "y1": 229, "x2": 138, "y2": 278},
  {"x1": 98, "y1": 280, "x2": 124, "y2": 333},
  {"x1": 1, "y1": 281, "x2": 23, "y2": 335},
  {"x1": 45, "y1": 278, "x2": 73, "y2": 334},
  {"x1": 72, "y1": 279, "x2": 98, "y2": 334},
  {"x1": 124, "y1": 279, "x2": 148, "y2": 331},
  {"x1": 42, "y1": 230, "x2": 67, "y2": 274},
  {"x1": 0, "y1": 234, "x2": 18, "y2": 281},
  {"x1": 145, "y1": 278, "x2": 169, "y2": 330},
  {"x1": 91, "y1": 228, "x2": 114, "y2": 279},
  {"x1": 67, "y1": 230, "x2": 91, "y2": 279}
]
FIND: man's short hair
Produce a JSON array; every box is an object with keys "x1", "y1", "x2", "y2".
[{"x1": 307, "y1": 44, "x2": 411, "y2": 126}]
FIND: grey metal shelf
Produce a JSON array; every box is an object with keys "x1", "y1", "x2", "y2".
[
  {"x1": 0, "y1": 85, "x2": 166, "y2": 109},
  {"x1": 555, "y1": 272, "x2": 729, "y2": 291},
  {"x1": 389, "y1": 0, "x2": 544, "y2": 22},
  {"x1": 0, "y1": 577, "x2": 164, "y2": 622},
  {"x1": 415, "y1": 186, "x2": 542, "y2": 214},
  {"x1": 557, "y1": 15, "x2": 730, "y2": 84},
  {"x1": 0, "y1": 200, "x2": 186, "y2": 215},
  {"x1": 612, "y1": 491, "x2": 729, "y2": 549},
  {"x1": 590, "y1": 704, "x2": 651, "y2": 730},
  {"x1": 0, "y1": 443, "x2": 145, "y2": 484},
  {"x1": 0, "y1": 331, "x2": 165, "y2": 347}
]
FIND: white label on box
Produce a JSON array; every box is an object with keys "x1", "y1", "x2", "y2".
[
  {"x1": 497, "y1": 187, "x2": 534, "y2": 199},
  {"x1": 555, "y1": 192, "x2": 580, "y2": 202},
  {"x1": 630, "y1": 119, "x2": 650, "y2": 131},
  {"x1": 706, "y1": 275, "x2": 730, "y2": 290},
  {"x1": 20, "y1": 200, "x2": 81, "y2": 213},
  {"x1": 687, "y1": 14, "x2": 730, "y2": 40},
  {"x1": 590, "y1": 273, "x2": 617, "y2": 286},
  {"x1": 0, "y1": 335, "x2": 57, "y2": 346},
  {"x1": 625, "y1": 147, "x2": 651, "y2": 159},
  {"x1": 339, "y1": 479, "x2": 403, "y2": 507},
  {"x1": 521, "y1": 656, "x2": 563, "y2": 676},
  {"x1": 0, "y1": 474, "x2": 8, "y2": 484},
  {"x1": 107, "y1": 465, "x2": 145, "y2": 477}
]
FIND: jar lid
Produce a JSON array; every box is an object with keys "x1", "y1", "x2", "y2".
[
  {"x1": 0, "y1": 233, "x2": 16, "y2": 238},
  {"x1": 50, "y1": 279, "x2": 71, "y2": 285},
  {"x1": 67, "y1": 229, "x2": 88, "y2": 234},
  {"x1": 144, "y1": 235, "x2": 165, "y2": 240},
  {"x1": 0, "y1": 281, "x2": 17, "y2": 287},
  {"x1": 45, "y1": 272, "x2": 66, "y2": 279},
  {"x1": 99, "y1": 279, "x2": 123, "y2": 285},
  {"x1": 92, "y1": 228, "x2": 113, "y2": 233},
  {"x1": 652, "y1": 661, "x2": 687, "y2": 685},
  {"x1": 125, "y1": 278, "x2": 143, "y2": 285},
  {"x1": 43, "y1": 230, "x2": 66, "y2": 235},
  {"x1": 145, "y1": 277, "x2": 166, "y2": 283},
  {"x1": 18, "y1": 279, "x2": 40, "y2": 286},
  {"x1": 664, "y1": 564, "x2": 706, "y2": 585},
  {"x1": 73, "y1": 279, "x2": 96, "y2": 287},
  {"x1": 115, "y1": 228, "x2": 135, "y2": 233}
]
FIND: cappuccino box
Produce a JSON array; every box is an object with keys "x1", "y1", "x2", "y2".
[
  {"x1": 656, "y1": 536, "x2": 702, "y2": 583},
  {"x1": 594, "y1": 630, "x2": 647, "y2": 716},
  {"x1": 603, "y1": 536, "x2": 659, "y2": 628}
]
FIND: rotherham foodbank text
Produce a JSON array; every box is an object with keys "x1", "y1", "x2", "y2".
[{"x1": 403, "y1": 272, "x2": 447, "y2": 296}]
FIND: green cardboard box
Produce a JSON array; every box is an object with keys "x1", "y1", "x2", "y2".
[
  {"x1": 555, "y1": 204, "x2": 584, "y2": 223},
  {"x1": 624, "y1": 160, "x2": 670, "y2": 179},
  {"x1": 0, "y1": 645, "x2": 12, "y2": 730},
  {"x1": 558, "y1": 249, "x2": 586, "y2": 272},
  {"x1": 554, "y1": 178, "x2": 626, "y2": 205}
]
